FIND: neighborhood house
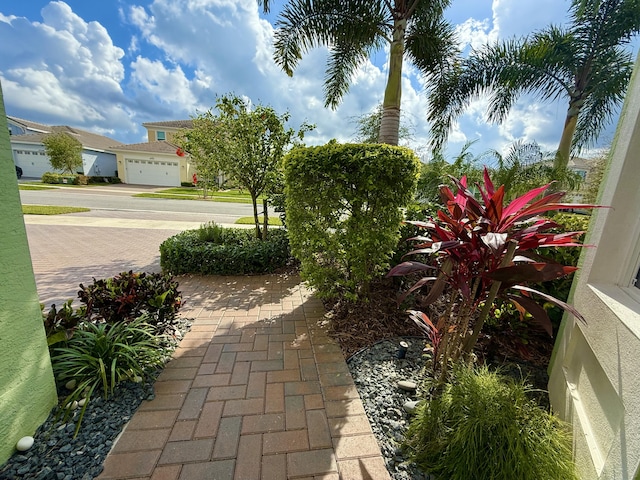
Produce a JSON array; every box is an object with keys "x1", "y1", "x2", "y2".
[{"x1": 7, "y1": 117, "x2": 122, "y2": 178}]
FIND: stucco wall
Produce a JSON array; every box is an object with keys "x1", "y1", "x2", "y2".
[
  {"x1": 549, "y1": 55, "x2": 640, "y2": 479},
  {"x1": 0, "y1": 84, "x2": 57, "y2": 464},
  {"x1": 82, "y1": 150, "x2": 118, "y2": 177}
]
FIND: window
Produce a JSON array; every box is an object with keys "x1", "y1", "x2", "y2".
[{"x1": 156, "y1": 131, "x2": 166, "y2": 141}]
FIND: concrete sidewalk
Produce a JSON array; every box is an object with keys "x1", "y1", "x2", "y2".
[{"x1": 97, "y1": 274, "x2": 391, "y2": 480}]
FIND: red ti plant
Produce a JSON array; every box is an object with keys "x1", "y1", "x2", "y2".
[{"x1": 388, "y1": 168, "x2": 599, "y2": 380}]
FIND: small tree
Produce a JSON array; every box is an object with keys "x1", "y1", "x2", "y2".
[
  {"x1": 211, "y1": 94, "x2": 311, "y2": 239},
  {"x1": 43, "y1": 132, "x2": 83, "y2": 174},
  {"x1": 174, "y1": 114, "x2": 221, "y2": 197}
]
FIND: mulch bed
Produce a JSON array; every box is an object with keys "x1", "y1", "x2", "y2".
[{"x1": 323, "y1": 278, "x2": 555, "y2": 392}]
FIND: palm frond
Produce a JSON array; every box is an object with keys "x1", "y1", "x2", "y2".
[
  {"x1": 572, "y1": 47, "x2": 633, "y2": 150},
  {"x1": 273, "y1": 0, "x2": 387, "y2": 76},
  {"x1": 405, "y1": 15, "x2": 459, "y2": 81}
]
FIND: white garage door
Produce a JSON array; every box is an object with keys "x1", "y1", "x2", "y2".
[
  {"x1": 14, "y1": 149, "x2": 50, "y2": 177},
  {"x1": 125, "y1": 159, "x2": 180, "y2": 187}
]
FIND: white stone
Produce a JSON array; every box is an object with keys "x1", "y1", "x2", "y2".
[
  {"x1": 403, "y1": 400, "x2": 421, "y2": 414},
  {"x1": 16, "y1": 436, "x2": 34, "y2": 452},
  {"x1": 65, "y1": 379, "x2": 76, "y2": 390},
  {"x1": 78, "y1": 398, "x2": 87, "y2": 407},
  {"x1": 397, "y1": 380, "x2": 417, "y2": 392},
  {"x1": 132, "y1": 375, "x2": 143, "y2": 383}
]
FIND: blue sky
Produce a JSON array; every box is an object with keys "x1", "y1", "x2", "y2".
[{"x1": 0, "y1": 0, "x2": 636, "y2": 160}]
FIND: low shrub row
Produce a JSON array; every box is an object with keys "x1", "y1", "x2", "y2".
[
  {"x1": 160, "y1": 226, "x2": 291, "y2": 275},
  {"x1": 41, "y1": 173, "x2": 122, "y2": 185},
  {"x1": 41, "y1": 172, "x2": 86, "y2": 185}
]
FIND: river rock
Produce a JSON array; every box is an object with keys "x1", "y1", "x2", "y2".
[{"x1": 397, "y1": 380, "x2": 417, "y2": 392}]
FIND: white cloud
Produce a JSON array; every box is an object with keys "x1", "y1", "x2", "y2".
[
  {"x1": 0, "y1": 0, "x2": 630, "y2": 161},
  {"x1": 0, "y1": 1, "x2": 131, "y2": 133}
]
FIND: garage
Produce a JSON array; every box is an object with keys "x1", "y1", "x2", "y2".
[
  {"x1": 125, "y1": 158, "x2": 180, "y2": 186},
  {"x1": 13, "y1": 149, "x2": 50, "y2": 178}
]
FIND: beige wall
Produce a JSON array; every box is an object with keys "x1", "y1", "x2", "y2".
[
  {"x1": 144, "y1": 127, "x2": 182, "y2": 143},
  {"x1": 549, "y1": 54, "x2": 640, "y2": 480},
  {"x1": 115, "y1": 150, "x2": 194, "y2": 185}
]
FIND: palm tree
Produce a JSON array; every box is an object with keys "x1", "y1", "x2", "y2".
[
  {"x1": 428, "y1": 0, "x2": 640, "y2": 172},
  {"x1": 258, "y1": 0, "x2": 457, "y2": 145},
  {"x1": 485, "y1": 140, "x2": 581, "y2": 200}
]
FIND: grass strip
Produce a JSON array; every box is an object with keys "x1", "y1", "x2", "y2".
[
  {"x1": 133, "y1": 193, "x2": 255, "y2": 204},
  {"x1": 235, "y1": 216, "x2": 283, "y2": 226},
  {"x1": 19, "y1": 184, "x2": 57, "y2": 190},
  {"x1": 23, "y1": 205, "x2": 91, "y2": 215}
]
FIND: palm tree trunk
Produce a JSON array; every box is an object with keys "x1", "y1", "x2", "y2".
[
  {"x1": 553, "y1": 111, "x2": 579, "y2": 172},
  {"x1": 378, "y1": 18, "x2": 406, "y2": 146}
]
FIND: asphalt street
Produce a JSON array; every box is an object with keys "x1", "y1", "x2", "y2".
[{"x1": 20, "y1": 183, "x2": 257, "y2": 308}]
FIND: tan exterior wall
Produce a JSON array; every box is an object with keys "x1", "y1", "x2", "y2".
[
  {"x1": 0, "y1": 83, "x2": 57, "y2": 464},
  {"x1": 115, "y1": 150, "x2": 195, "y2": 185},
  {"x1": 144, "y1": 127, "x2": 182, "y2": 143},
  {"x1": 549, "y1": 55, "x2": 640, "y2": 480}
]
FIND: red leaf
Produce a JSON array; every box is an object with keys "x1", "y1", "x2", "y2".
[
  {"x1": 487, "y1": 263, "x2": 578, "y2": 284},
  {"x1": 486, "y1": 185, "x2": 505, "y2": 223},
  {"x1": 387, "y1": 261, "x2": 435, "y2": 277},
  {"x1": 506, "y1": 294, "x2": 553, "y2": 336},
  {"x1": 398, "y1": 277, "x2": 439, "y2": 304},
  {"x1": 501, "y1": 183, "x2": 552, "y2": 219},
  {"x1": 483, "y1": 166, "x2": 495, "y2": 197},
  {"x1": 510, "y1": 285, "x2": 586, "y2": 323}
]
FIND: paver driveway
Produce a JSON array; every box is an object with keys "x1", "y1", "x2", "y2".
[{"x1": 25, "y1": 215, "x2": 203, "y2": 307}]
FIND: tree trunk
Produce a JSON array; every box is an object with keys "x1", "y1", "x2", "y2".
[
  {"x1": 553, "y1": 112, "x2": 579, "y2": 172},
  {"x1": 262, "y1": 198, "x2": 268, "y2": 240},
  {"x1": 378, "y1": 18, "x2": 406, "y2": 146},
  {"x1": 251, "y1": 193, "x2": 262, "y2": 240}
]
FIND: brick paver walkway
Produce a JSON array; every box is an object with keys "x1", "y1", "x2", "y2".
[{"x1": 97, "y1": 274, "x2": 391, "y2": 480}]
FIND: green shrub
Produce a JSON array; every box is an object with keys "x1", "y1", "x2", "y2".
[
  {"x1": 51, "y1": 317, "x2": 166, "y2": 436},
  {"x1": 404, "y1": 365, "x2": 577, "y2": 480},
  {"x1": 197, "y1": 221, "x2": 226, "y2": 243},
  {"x1": 41, "y1": 172, "x2": 84, "y2": 185},
  {"x1": 87, "y1": 175, "x2": 122, "y2": 184},
  {"x1": 284, "y1": 142, "x2": 419, "y2": 300},
  {"x1": 78, "y1": 271, "x2": 182, "y2": 332},
  {"x1": 160, "y1": 227, "x2": 291, "y2": 275}
]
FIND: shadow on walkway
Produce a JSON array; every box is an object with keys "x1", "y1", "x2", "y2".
[{"x1": 97, "y1": 274, "x2": 390, "y2": 480}]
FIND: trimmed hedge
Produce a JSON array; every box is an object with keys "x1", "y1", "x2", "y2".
[
  {"x1": 284, "y1": 142, "x2": 419, "y2": 300},
  {"x1": 42, "y1": 172, "x2": 86, "y2": 185},
  {"x1": 87, "y1": 176, "x2": 122, "y2": 184},
  {"x1": 41, "y1": 173, "x2": 122, "y2": 185},
  {"x1": 160, "y1": 227, "x2": 291, "y2": 275}
]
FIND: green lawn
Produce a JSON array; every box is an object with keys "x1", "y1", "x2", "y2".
[
  {"x1": 22, "y1": 205, "x2": 90, "y2": 215},
  {"x1": 134, "y1": 188, "x2": 263, "y2": 204},
  {"x1": 235, "y1": 216, "x2": 283, "y2": 226},
  {"x1": 19, "y1": 184, "x2": 57, "y2": 190}
]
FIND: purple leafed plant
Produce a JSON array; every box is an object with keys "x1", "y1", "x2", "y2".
[{"x1": 388, "y1": 168, "x2": 600, "y2": 380}]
